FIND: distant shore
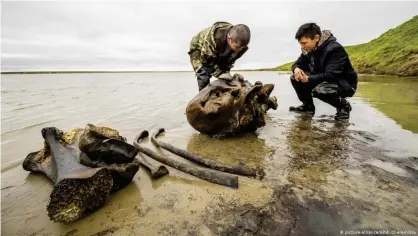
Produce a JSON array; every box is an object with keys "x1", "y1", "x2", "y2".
[
  {"x1": 0, "y1": 70, "x2": 193, "y2": 74},
  {"x1": 0, "y1": 70, "x2": 280, "y2": 75},
  {"x1": 2, "y1": 70, "x2": 417, "y2": 78},
  {"x1": 0, "y1": 70, "x2": 264, "y2": 74}
]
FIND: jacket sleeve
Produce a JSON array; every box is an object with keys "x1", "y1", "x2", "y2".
[
  {"x1": 190, "y1": 51, "x2": 214, "y2": 81},
  {"x1": 189, "y1": 28, "x2": 217, "y2": 74},
  {"x1": 291, "y1": 53, "x2": 309, "y2": 72},
  {"x1": 308, "y1": 46, "x2": 347, "y2": 82},
  {"x1": 190, "y1": 50, "x2": 216, "y2": 74},
  {"x1": 199, "y1": 33, "x2": 218, "y2": 70}
]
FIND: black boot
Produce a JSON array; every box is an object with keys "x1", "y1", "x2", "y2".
[
  {"x1": 289, "y1": 103, "x2": 315, "y2": 113},
  {"x1": 335, "y1": 99, "x2": 352, "y2": 120}
]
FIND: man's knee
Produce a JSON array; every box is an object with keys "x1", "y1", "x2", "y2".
[
  {"x1": 338, "y1": 80, "x2": 356, "y2": 97},
  {"x1": 312, "y1": 82, "x2": 339, "y2": 98}
]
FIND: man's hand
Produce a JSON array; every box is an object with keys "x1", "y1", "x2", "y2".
[
  {"x1": 294, "y1": 67, "x2": 304, "y2": 81},
  {"x1": 300, "y1": 73, "x2": 309, "y2": 83}
]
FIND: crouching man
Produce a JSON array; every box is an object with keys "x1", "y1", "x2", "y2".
[{"x1": 289, "y1": 23, "x2": 358, "y2": 120}]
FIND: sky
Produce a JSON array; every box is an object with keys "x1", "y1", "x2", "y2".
[{"x1": 1, "y1": 1, "x2": 418, "y2": 72}]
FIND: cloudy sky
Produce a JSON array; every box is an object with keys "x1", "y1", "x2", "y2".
[{"x1": 1, "y1": 1, "x2": 417, "y2": 72}]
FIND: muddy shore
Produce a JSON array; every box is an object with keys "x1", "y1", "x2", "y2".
[{"x1": 2, "y1": 72, "x2": 418, "y2": 235}]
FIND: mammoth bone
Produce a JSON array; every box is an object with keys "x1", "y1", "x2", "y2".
[
  {"x1": 22, "y1": 124, "x2": 142, "y2": 223},
  {"x1": 77, "y1": 124, "x2": 168, "y2": 179},
  {"x1": 186, "y1": 73, "x2": 278, "y2": 137},
  {"x1": 151, "y1": 128, "x2": 265, "y2": 179},
  {"x1": 133, "y1": 130, "x2": 239, "y2": 188}
]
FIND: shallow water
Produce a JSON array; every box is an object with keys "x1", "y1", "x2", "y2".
[{"x1": 1, "y1": 72, "x2": 418, "y2": 235}]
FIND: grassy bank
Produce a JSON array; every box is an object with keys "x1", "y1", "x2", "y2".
[{"x1": 264, "y1": 15, "x2": 418, "y2": 77}]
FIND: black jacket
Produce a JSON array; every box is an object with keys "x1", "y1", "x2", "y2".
[{"x1": 292, "y1": 35, "x2": 358, "y2": 90}]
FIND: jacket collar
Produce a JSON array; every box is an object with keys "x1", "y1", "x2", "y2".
[{"x1": 302, "y1": 30, "x2": 334, "y2": 55}]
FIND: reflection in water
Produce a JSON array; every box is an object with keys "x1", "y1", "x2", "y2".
[
  {"x1": 186, "y1": 133, "x2": 274, "y2": 169},
  {"x1": 356, "y1": 76, "x2": 418, "y2": 133},
  {"x1": 286, "y1": 114, "x2": 351, "y2": 189},
  {"x1": 3, "y1": 73, "x2": 418, "y2": 235}
]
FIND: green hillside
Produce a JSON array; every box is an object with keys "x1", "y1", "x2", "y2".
[
  {"x1": 269, "y1": 15, "x2": 418, "y2": 76},
  {"x1": 275, "y1": 61, "x2": 294, "y2": 71}
]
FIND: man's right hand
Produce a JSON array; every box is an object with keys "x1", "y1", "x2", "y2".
[{"x1": 294, "y1": 67, "x2": 304, "y2": 82}]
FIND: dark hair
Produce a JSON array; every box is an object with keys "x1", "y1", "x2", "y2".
[
  {"x1": 229, "y1": 24, "x2": 251, "y2": 46},
  {"x1": 295, "y1": 23, "x2": 321, "y2": 40}
]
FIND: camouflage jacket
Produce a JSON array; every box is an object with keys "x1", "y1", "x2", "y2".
[{"x1": 188, "y1": 22, "x2": 249, "y2": 78}]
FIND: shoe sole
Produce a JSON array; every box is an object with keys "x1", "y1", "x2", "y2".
[{"x1": 335, "y1": 116, "x2": 349, "y2": 120}]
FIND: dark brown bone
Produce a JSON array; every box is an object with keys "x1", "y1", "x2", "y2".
[
  {"x1": 23, "y1": 127, "x2": 114, "y2": 223},
  {"x1": 133, "y1": 130, "x2": 239, "y2": 188},
  {"x1": 151, "y1": 128, "x2": 265, "y2": 179},
  {"x1": 78, "y1": 124, "x2": 136, "y2": 164},
  {"x1": 186, "y1": 73, "x2": 278, "y2": 137},
  {"x1": 137, "y1": 154, "x2": 169, "y2": 179}
]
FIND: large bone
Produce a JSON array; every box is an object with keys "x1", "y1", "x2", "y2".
[
  {"x1": 151, "y1": 128, "x2": 265, "y2": 179},
  {"x1": 80, "y1": 140, "x2": 168, "y2": 180},
  {"x1": 257, "y1": 83, "x2": 278, "y2": 110},
  {"x1": 78, "y1": 123, "x2": 167, "y2": 179},
  {"x1": 78, "y1": 124, "x2": 136, "y2": 164},
  {"x1": 79, "y1": 152, "x2": 141, "y2": 192},
  {"x1": 133, "y1": 131, "x2": 239, "y2": 188},
  {"x1": 77, "y1": 124, "x2": 166, "y2": 180},
  {"x1": 186, "y1": 74, "x2": 278, "y2": 137},
  {"x1": 137, "y1": 155, "x2": 169, "y2": 179},
  {"x1": 66, "y1": 124, "x2": 141, "y2": 192},
  {"x1": 23, "y1": 127, "x2": 114, "y2": 223}
]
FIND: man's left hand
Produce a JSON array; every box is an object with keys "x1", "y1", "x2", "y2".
[{"x1": 300, "y1": 73, "x2": 309, "y2": 83}]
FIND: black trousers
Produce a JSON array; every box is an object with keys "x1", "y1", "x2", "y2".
[
  {"x1": 290, "y1": 75, "x2": 355, "y2": 109},
  {"x1": 196, "y1": 66, "x2": 216, "y2": 91},
  {"x1": 197, "y1": 75, "x2": 210, "y2": 91}
]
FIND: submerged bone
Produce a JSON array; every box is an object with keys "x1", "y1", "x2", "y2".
[
  {"x1": 186, "y1": 73, "x2": 278, "y2": 136},
  {"x1": 134, "y1": 131, "x2": 239, "y2": 188},
  {"x1": 23, "y1": 127, "x2": 114, "y2": 223},
  {"x1": 151, "y1": 128, "x2": 265, "y2": 179},
  {"x1": 78, "y1": 124, "x2": 136, "y2": 164},
  {"x1": 22, "y1": 125, "x2": 141, "y2": 223}
]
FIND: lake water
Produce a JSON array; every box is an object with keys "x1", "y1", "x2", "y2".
[{"x1": 1, "y1": 72, "x2": 418, "y2": 235}]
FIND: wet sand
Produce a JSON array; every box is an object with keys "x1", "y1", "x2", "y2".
[{"x1": 2, "y1": 72, "x2": 418, "y2": 235}]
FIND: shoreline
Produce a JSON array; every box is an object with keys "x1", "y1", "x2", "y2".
[
  {"x1": 0, "y1": 70, "x2": 193, "y2": 74},
  {"x1": 2, "y1": 72, "x2": 418, "y2": 235},
  {"x1": 242, "y1": 70, "x2": 418, "y2": 78},
  {"x1": 2, "y1": 70, "x2": 417, "y2": 78}
]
